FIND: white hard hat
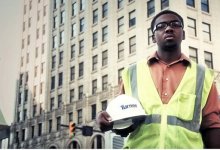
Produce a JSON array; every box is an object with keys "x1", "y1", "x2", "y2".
[{"x1": 106, "y1": 94, "x2": 146, "y2": 129}]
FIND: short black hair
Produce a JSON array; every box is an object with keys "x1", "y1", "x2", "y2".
[{"x1": 151, "y1": 10, "x2": 184, "y2": 33}]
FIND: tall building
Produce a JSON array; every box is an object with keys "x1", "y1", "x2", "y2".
[{"x1": 10, "y1": 0, "x2": 220, "y2": 149}]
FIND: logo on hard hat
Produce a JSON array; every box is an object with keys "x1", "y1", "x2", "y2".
[{"x1": 120, "y1": 104, "x2": 137, "y2": 110}]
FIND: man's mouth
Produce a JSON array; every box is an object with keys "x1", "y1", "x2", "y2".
[{"x1": 164, "y1": 34, "x2": 175, "y2": 40}]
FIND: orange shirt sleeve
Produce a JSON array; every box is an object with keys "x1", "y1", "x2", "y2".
[{"x1": 201, "y1": 83, "x2": 220, "y2": 130}]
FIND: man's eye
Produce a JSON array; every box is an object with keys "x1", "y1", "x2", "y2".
[{"x1": 157, "y1": 23, "x2": 166, "y2": 29}]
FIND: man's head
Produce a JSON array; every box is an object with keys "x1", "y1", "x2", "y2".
[
  {"x1": 151, "y1": 10, "x2": 184, "y2": 33},
  {"x1": 151, "y1": 10, "x2": 185, "y2": 52}
]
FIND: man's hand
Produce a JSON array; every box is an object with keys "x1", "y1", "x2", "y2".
[{"x1": 96, "y1": 111, "x2": 113, "y2": 132}]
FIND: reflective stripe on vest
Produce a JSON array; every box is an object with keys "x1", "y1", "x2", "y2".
[{"x1": 128, "y1": 64, "x2": 205, "y2": 133}]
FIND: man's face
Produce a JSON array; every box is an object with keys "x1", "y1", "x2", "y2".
[{"x1": 152, "y1": 13, "x2": 185, "y2": 51}]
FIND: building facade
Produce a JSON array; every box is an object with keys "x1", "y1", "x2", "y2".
[{"x1": 10, "y1": 0, "x2": 220, "y2": 148}]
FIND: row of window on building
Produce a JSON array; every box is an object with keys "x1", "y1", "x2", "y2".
[{"x1": 15, "y1": 100, "x2": 107, "y2": 143}]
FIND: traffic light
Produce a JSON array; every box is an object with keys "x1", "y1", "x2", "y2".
[{"x1": 69, "y1": 122, "x2": 76, "y2": 138}]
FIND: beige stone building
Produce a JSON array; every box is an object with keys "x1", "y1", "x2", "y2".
[{"x1": 10, "y1": 0, "x2": 220, "y2": 148}]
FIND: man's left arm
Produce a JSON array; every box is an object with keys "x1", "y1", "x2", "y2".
[{"x1": 201, "y1": 83, "x2": 220, "y2": 148}]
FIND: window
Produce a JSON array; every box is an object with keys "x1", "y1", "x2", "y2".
[
  {"x1": 58, "y1": 72, "x2": 63, "y2": 86},
  {"x1": 40, "y1": 103, "x2": 43, "y2": 114},
  {"x1": 202, "y1": 22, "x2": 211, "y2": 41},
  {"x1": 92, "y1": 55, "x2": 98, "y2": 71},
  {"x1": 52, "y1": 55, "x2": 56, "y2": 69},
  {"x1": 36, "y1": 28, "x2": 40, "y2": 39},
  {"x1": 102, "y1": 26, "x2": 108, "y2": 42},
  {"x1": 79, "y1": 62, "x2": 84, "y2": 77},
  {"x1": 33, "y1": 105, "x2": 37, "y2": 117},
  {"x1": 69, "y1": 112, "x2": 73, "y2": 122},
  {"x1": 34, "y1": 66, "x2": 38, "y2": 77},
  {"x1": 40, "y1": 82, "x2": 43, "y2": 94},
  {"x1": 60, "y1": 11, "x2": 65, "y2": 24},
  {"x1": 79, "y1": 39, "x2": 84, "y2": 55},
  {"x1": 80, "y1": 0, "x2": 85, "y2": 11},
  {"x1": 19, "y1": 74, "x2": 23, "y2": 86},
  {"x1": 101, "y1": 100, "x2": 107, "y2": 110},
  {"x1": 71, "y1": 23, "x2": 76, "y2": 37},
  {"x1": 70, "y1": 66, "x2": 75, "y2": 81},
  {"x1": 102, "y1": 75, "x2": 108, "y2": 91},
  {"x1": 93, "y1": 9, "x2": 98, "y2": 24},
  {"x1": 91, "y1": 104, "x2": 96, "y2": 120},
  {"x1": 161, "y1": 0, "x2": 169, "y2": 10},
  {"x1": 41, "y1": 62, "x2": 44, "y2": 74},
  {"x1": 50, "y1": 97, "x2": 55, "y2": 110},
  {"x1": 31, "y1": 126, "x2": 35, "y2": 138},
  {"x1": 22, "y1": 39, "x2": 25, "y2": 49},
  {"x1": 92, "y1": 135, "x2": 104, "y2": 149},
  {"x1": 78, "y1": 85, "x2": 83, "y2": 100},
  {"x1": 102, "y1": 2, "x2": 108, "y2": 18},
  {"x1": 38, "y1": 123, "x2": 42, "y2": 136},
  {"x1": 24, "y1": 89, "x2": 28, "y2": 102},
  {"x1": 58, "y1": 94, "x2": 62, "y2": 108},
  {"x1": 51, "y1": 76, "x2": 55, "y2": 90},
  {"x1": 21, "y1": 129, "x2": 25, "y2": 141},
  {"x1": 147, "y1": 0, "x2": 155, "y2": 17},
  {"x1": 118, "y1": 68, "x2": 124, "y2": 84},
  {"x1": 201, "y1": 0, "x2": 209, "y2": 13},
  {"x1": 28, "y1": 18, "x2": 31, "y2": 27},
  {"x1": 93, "y1": 32, "x2": 98, "y2": 47},
  {"x1": 33, "y1": 86, "x2": 37, "y2": 97},
  {"x1": 53, "y1": 0, "x2": 57, "y2": 9},
  {"x1": 43, "y1": 5, "x2": 47, "y2": 16},
  {"x1": 59, "y1": 51, "x2": 64, "y2": 65},
  {"x1": 61, "y1": 0, "x2": 65, "y2": 5},
  {"x1": 189, "y1": 47, "x2": 198, "y2": 63},
  {"x1": 42, "y1": 43, "x2": 45, "y2": 54},
  {"x1": 71, "y1": 44, "x2": 76, "y2": 59},
  {"x1": 35, "y1": 47, "x2": 39, "y2": 58},
  {"x1": 60, "y1": 31, "x2": 64, "y2": 45},
  {"x1": 80, "y1": 18, "x2": 85, "y2": 32},
  {"x1": 23, "y1": 109, "x2": 27, "y2": 120},
  {"x1": 56, "y1": 116, "x2": 61, "y2": 131},
  {"x1": 148, "y1": 28, "x2": 153, "y2": 45},
  {"x1": 27, "y1": 35, "x2": 30, "y2": 45},
  {"x1": 77, "y1": 109, "x2": 83, "y2": 124},
  {"x1": 187, "y1": 0, "x2": 195, "y2": 7},
  {"x1": 118, "y1": 0, "x2": 124, "y2": 9},
  {"x1": 24, "y1": 5, "x2": 27, "y2": 14},
  {"x1": 49, "y1": 120, "x2": 52, "y2": 133},
  {"x1": 129, "y1": 36, "x2": 136, "y2": 54},
  {"x1": 118, "y1": 42, "x2": 124, "y2": 59},
  {"x1": 70, "y1": 89, "x2": 74, "y2": 102},
  {"x1": 187, "y1": 17, "x2": 197, "y2": 37},
  {"x1": 118, "y1": 17, "x2": 124, "y2": 34},
  {"x1": 204, "y1": 51, "x2": 213, "y2": 69},
  {"x1": 29, "y1": 0, "x2": 32, "y2": 10},
  {"x1": 17, "y1": 111, "x2": 20, "y2": 122},
  {"x1": 26, "y1": 53, "x2": 29, "y2": 63},
  {"x1": 72, "y1": 2, "x2": 77, "y2": 16},
  {"x1": 129, "y1": 10, "x2": 136, "y2": 27},
  {"x1": 52, "y1": 36, "x2": 57, "y2": 49},
  {"x1": 92, "y1": 79, "x2": 97, "y2": 95},
  {"x1": 102, "y1": 50, "x2": 108, "y2": 66}
]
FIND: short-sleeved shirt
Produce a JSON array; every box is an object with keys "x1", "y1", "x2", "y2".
[{"x1": 119, "y1": 51, "x2": 220, "y2": 130}]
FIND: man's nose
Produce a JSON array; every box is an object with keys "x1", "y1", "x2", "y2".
[{"x1": 165, "y1": 25, "x2": 174, "y2": 33}]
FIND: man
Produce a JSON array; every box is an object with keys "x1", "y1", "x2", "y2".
[{"x1": 96, "y1": 10, "x2": 220, "y2": 148}]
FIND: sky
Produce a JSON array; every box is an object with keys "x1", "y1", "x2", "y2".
[{"x1": 0, "y1": 0, "x2": 23, "y2": 124}]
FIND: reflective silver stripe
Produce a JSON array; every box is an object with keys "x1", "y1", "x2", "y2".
[
  {"x1": 144, "y1": 114, "x2": 161, "y2": 124},
  {"x1": 129, "y1": 63, "x2": 205, "y2": 133},
  {"x1": 129, "y1": 64, "x2": 139, "y2": 100},
  {"x1": 167, "y1": 65, "x2": 205, "y2": 132}
]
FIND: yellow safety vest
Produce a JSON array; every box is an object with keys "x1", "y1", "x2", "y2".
[{"x1": 122, "y1": 59, "x2": 214, "y2": 149}]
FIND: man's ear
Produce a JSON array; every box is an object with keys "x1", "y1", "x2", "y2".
[
  {"x1": 152, "y1": 34, "x2": 156, "y2": 43},
  {"x1": 182, "y1": 30, "x2": 185, "y2": 40}
]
